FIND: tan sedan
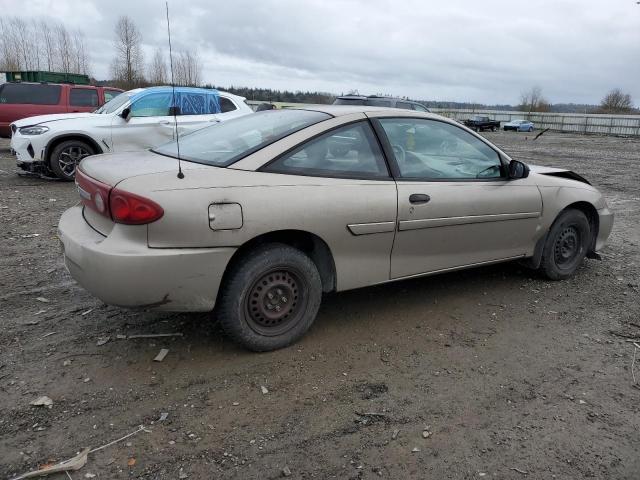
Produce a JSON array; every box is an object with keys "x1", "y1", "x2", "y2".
[{"x1": 58, "y1": 106, "x2": 613, "y2": 351}]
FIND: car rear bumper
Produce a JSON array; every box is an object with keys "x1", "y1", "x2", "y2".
[
  {"x1": 58, "y1": 205, "x2": 236, "y2": 312},
  {"x1": 595, "y1": 206, "x2": 614, "y2": 252}
]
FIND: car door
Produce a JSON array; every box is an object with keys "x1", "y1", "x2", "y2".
[
  {"x1": 261, "y1": 119, "x2": 398, "y2": 289},
  {"x1": 370, "y1": 115, "x2": 542, "y2": 279},
  {"x1": 110, "y1": 91, "x2": 177, "y2": 152}
]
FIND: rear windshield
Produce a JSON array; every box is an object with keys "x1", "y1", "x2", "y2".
[
  {"x1": 0, "y1": 83, "x2": 61, "y2": 105},
  {"x1": 153, "y1": 109, "x2": 331, "y2": 167}
]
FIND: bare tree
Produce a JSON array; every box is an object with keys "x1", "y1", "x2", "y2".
[
  {"x1": 55, "y1": 23, "x2": 73, "y2": 73},
  {"x1": 70, "y1": 30, "x2": 89, "y2": 75},
  {"x1": 173, "y1": 50, "x2": 202, "y2": 86},
  {"x1": 148, "y1": 48, "x2": 167, "y2": 85},
  {"x1": 518, "y1": 86, "x2": 551, "y2": 113},
  {"x1": 0, "y1": 18, "x2": 20, "y2": 70},
  {"x1": 599, "y1": 88, "x2": 633, "y2": 114},
  {"x1": 40, "y1": 20, "x2": 56, "y2": 71},
  {"x1": 111, "y1": 16, "x2": 145, "y2": 89}
]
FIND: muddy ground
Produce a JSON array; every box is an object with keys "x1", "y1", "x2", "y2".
[{"x1": 0, "y1": 131, "x2": 639, "y2": 480}]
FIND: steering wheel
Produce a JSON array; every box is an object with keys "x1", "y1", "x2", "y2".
[{"x1": 391, "y1": 144, "x2": 406, "y2": 165}]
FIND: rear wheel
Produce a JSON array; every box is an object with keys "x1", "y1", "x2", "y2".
[
  {"x1": 216, "y1": 243, "x2": 322, "y2": 351},
  {"x1": 49, "y1": 140, "x2": 94, "y2": 181},
  {"x1": 539, "y1": 209, "x2": 590, "y2": 280}
]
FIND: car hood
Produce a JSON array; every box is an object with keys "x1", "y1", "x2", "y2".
[
  {"x1": 12, "y1": 112, "x2": 101, "y2": 128},
  {"x1": 528, "y1": 164, "x2": 591, "y2": 185}
]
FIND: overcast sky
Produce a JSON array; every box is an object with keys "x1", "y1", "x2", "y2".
[{"x1": 1, "y1": 0, "x2": 639, "y2": 105}]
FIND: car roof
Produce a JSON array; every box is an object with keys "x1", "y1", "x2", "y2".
[
  {"x1": 2, "y1": 81, "x2": 109, "y2": 88},
  {"x1": 336, "y1": 95, "x2": 421, "y2": 103},
  {"x1": 288, "y1": 104, "x2": 443, "y2": 119}
]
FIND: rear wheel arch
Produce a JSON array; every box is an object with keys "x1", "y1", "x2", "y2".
[{"x1": 220, "y1": 230, "x2": 337, "y2": 295}]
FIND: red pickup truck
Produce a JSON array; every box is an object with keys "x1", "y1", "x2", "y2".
[{"x1": 0, "y1": 82, "x2": 123, "y2": 138}]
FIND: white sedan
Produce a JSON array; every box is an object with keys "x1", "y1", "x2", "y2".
[{"x1": 10, "y1": 86, "x2": 252, "y2": 180}]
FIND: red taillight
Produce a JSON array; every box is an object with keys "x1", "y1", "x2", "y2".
[
  {"x1": 76, "y1": 168, "x2": 112, "y2": 218},
  {"x1": 109, "y1": 189, "x2": 164, "y2": 225}
]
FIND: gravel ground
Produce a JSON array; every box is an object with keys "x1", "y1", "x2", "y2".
[{"x1": 1, "y1": 131, "x2": 639, "y2": 479}]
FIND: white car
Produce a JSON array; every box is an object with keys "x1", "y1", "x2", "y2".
[{"x1": 10, "y1": 86, "x2": 252, "y2": 180}]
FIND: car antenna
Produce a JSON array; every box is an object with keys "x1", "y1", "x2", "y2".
[{"x1": 165, "y1": 1, "x2": 184, "y2": 179}]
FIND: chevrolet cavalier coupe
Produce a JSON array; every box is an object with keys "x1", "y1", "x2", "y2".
[{"x1": 58, "y1": 106, "x2": 613, "y2": 351}]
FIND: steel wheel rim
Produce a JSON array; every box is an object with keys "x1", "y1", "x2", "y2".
[
  {"x1": 245, "y1": 268, "x2": 307, "y2": 336},
  {"x1": 58, "y1": 145, "x2": 91, "y2": 176},
  {"x1": 554, "y1": 226, "x2": 581, "y2": 267}
]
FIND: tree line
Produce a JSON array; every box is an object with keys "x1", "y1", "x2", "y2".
[{"x1": 0, "y1": 17, "x2": 89, "y2": 75}]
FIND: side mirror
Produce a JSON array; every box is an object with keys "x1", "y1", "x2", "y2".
[
  {"x1": 168, "y1": 106, "x2": 181, "y2": 116},
  {"x1": 120, "y1": 107, "x2": 131, "y2": 121},
  {"x1": 508, "y1": 160, "x2": 530, "y2": 179}
]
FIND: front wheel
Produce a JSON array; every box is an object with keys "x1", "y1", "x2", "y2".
[
  {"x1": 539, "y1": 209, "x2": 590, "y2": 280},
  {"x1": 49, "y1": 140, "x2": 95, "y2": 181},
  {"x1": 528, "y1": 126, "x2": 534, "y2": 132},
  {"x1": 216, "y1": 244, "x2": 322, "y2": 351}
]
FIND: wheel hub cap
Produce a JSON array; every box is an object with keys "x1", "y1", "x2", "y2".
[
  {"x1": 554, "y1": 226, "x2": 580, "y2": 265},
  {"x1": 59, "y1": 146, "x2": 91, "y2": 176},
  {"x1": 247, "y1": 271, "x2": 300, "y2": 331}
]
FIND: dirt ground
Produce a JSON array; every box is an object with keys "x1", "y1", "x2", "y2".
[{"x1": 1, "y1": 131, "x2": 639, "y2": 480}]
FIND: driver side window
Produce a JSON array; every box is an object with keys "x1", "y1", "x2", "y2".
[
  {"x1": 378, "y1": 118, "x2": 503, "y2": 179},
  {"x1": 130, "y1": 92, "x2": 173, "y2": 117}
]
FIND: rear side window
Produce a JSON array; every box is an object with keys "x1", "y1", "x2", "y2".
[
  {"x1": 396, "y1": 101, "x2": 413, "y2": 110},
  {"x1": 333, "y1": 98, "x2": 365, "y2": 105},
  {"x1": 0, "y1": 83, "x2": 61, "y2": 105},
  {"x1": 264, "y1": 121, "x2": 389, "y2": 179},
  {"x1": 366, "y1": 99, "x2": 391, "y2": 107},
  {"x1": 104, "y1": 90, "x2": 121, "y2": 102},
  {"x1": 220, "y1": 97, "x2": 237, "y2": 113},
  {"x1": 70, "y1": 88, "x2": 99, "y2": 107}
]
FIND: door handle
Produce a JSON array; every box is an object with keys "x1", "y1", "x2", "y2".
[
  {"x1": 409, "y1": 194, "x2": 431, "y2": 204},
  {"x1": 159, "y1": 120, "x2": 174, "y2": 125}
]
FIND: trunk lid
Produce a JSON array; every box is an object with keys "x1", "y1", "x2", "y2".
[{"x1": 79, "y1": 150, "x2": 198, "y2": 186}]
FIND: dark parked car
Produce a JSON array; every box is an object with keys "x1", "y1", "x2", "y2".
[
  {"x1": 333, "y1": 95, "x2": 430, "y2": 112},
  {"x1": 0, "y1": 82, "x2": 123, "y2": 137},
  {"x1": 463, "y1": 115, "x2": 500, "y2": 132}
]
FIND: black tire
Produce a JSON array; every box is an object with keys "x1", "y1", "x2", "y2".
[
  {"x1": 216, "y1": 243, "x2": 322, "y2": 351},
  {"x1": 49, "y1": 140, "x2": 95, "y2": 181},
  {"x1": 540, "y1": 209, "x2": 590, "y2": 280},
  {"x1": 491, "y1": 126, "x2": 497, "y2": 132}
]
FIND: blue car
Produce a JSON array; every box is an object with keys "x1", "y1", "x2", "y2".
[{"x1": 504, "y1": 119, "x2": 534, "y2": 132}]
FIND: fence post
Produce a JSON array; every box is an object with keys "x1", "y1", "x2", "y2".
[
  {"x1": 561, "y1": 115, "x2": 565, "y2": 133},
  {"x1": 584, "y1": 116, "x2": 589, "y2": 135},
  {"x1": 609, "y1": 116, "x2": 614, "y2": 136}
]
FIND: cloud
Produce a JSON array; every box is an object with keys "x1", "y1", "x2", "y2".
[{"x1": 2, "y1": 0, "x2": 639, "y2": 104}]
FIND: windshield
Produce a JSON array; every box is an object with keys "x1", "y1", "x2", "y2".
[
  {"x1": 153, "y1": 109, "x2": 331, "y2": 167},
  {"x1": 94, "y1": 92, "x2": 131, "y2": 114}
]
